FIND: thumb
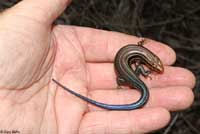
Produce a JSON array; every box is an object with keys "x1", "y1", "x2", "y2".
[{"x1": 3, "y1": 0, "x2": 71, "y2": 24}]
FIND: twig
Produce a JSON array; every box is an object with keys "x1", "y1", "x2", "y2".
[
  {"x1": 163, "y1": 113, "x2": 179, "y2": 134},
  {"x1": 181, "y1": 113, "x2": 200, "y2": 134},
  {"x1": 163, "y1": 31, "x2": 200, "y2": 45},
  {"x1": 140, "y1": 6, "x2": 200, "y2": 28}
]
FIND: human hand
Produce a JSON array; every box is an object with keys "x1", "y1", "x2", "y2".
[{"x1": 0, "y1": 0, "x2": 195, "y2": 134}]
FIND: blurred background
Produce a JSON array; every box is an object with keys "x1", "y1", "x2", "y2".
[{"x1": 0, "y1": 0, "x2": 200, "y2": 134}]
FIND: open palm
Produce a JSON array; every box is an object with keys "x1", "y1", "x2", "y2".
[{"x1": 0, "y1": 1, "x2": 195, "y2": 134}]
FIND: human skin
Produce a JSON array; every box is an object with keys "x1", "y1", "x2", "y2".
[{"x1": 0, "y1": 0, "x2": 195, "y2": 134}]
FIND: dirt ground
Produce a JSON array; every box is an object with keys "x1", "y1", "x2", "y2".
[{"x1": 0, "y1": 0, "x2": 200, "y2": 134}]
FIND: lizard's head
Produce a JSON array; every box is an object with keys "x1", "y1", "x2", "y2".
[{"x1": 146, "y1": 52, "x2": 164, "y2": 73}]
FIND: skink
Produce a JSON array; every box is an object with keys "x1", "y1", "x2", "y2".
[{"x1": 52, "y1": 40, "x2": 164, "y2": 110}]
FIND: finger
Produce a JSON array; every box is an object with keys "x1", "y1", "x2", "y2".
[
  {"x1": 87, "y1": 63, "x2": 196, "y2": 89},
  {"x1": 68, "y1": 26, "x2": 176, "y2": 65},
  {"x1": 3, "y1": 0, "x2": 71, "y2": 24},
  {"x1": 79, "y1": 108, "x2": 170, "y2": 134},
  {"x1": 87, "y1": 86, "x2": 194, "y2": 111}
]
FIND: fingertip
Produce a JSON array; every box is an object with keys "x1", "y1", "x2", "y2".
[
  {"x1": 162, "y1": 44, "x2": 176, "y2": 65},
  {"x1": 149, "y1": 66, "x2": 196, "y2": 89},
  {"x1": 183, "y1": 68, "x2": 196, "y2": 88},
  {"x1": 174, "y1": 87, "x2": 194, "y2": 110},
  {"x1": 153, "y1": 107, "x2": 171, "y2": 127},
  {"x1": 80, "y1": 108, "x2": 171, "y2": 134},
  {"x1": 167, "y1": 67, "x2": 196, "y2": 88},
  {"x1": 156, "y1": 108, "x2": 171, "y2": 128},
  {"x1": 147, "y1": 86, "x2": 194, "y2": 111},
  {"x1": 133, "y1": 107, "x2": 171, "y2": 133},
  {"x1": 145, "y1": 39, "x2": 176, "y2": 65}
]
